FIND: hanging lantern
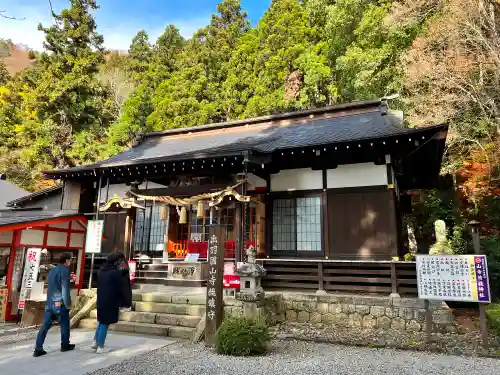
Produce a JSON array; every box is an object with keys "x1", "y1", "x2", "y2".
[
  {"x1": 196, "y1": 200, "x2": 204, "y2": 218},
  {"x1": 179, "y1": 206, "x2": 187, "y2": 224},
  {"x1": 160, "y1": 206, "x2": 168, "y2": 220}
]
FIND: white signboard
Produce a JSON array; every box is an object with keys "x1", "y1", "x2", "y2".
[
  {"x1": 85, "y1": 220, "x2": 104, "y2": 254},
  {"x1": 18, "y1": 248, "x2": 41, "y2": 310},
  {"x1": 416, "y1": 255, "x2": 491, "y2": 303},
  {"x1": 184, "y1": 253, "x2": 200, "y2": 263}
]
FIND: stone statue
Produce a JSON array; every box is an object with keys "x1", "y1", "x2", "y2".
[
  {"x1": 429, "y1": 220, "x2": 454, "y2": 255},
  {"x1": 407, "y1": 224, "x2": 417, "y2": 254},
  {"x1": 246, "y1": 245, "x2": 256, "y2": 264}
]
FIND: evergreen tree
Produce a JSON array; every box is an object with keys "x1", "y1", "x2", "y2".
[
  {"x1": 32, "y1": 0, "x2": 114, "y2": 169},
  {"x1": 106, "y1": 25, "x2": 184, "y2": 152},
  {"x1": 146, "y1": 0, "x2": 249, "y2": 129},
  {"x1": 0, "y1": 59, "x2": 9, "y2": 85},
  {"x1": 127, "y1": 30, "x2": 152, "y2": 82}
]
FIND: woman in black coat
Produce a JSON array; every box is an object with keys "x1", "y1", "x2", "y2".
[
  {"x1": 117, "y1": 253, "x2": 132, "y2": 310},
  {"x1": 92, "y1": 252, "x2": 124, "y2": 354}
]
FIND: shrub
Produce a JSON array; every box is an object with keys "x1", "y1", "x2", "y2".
[
  {"x1": 404, "y1": 253, "x2": 415, "y2": 261},
  {"x1": 482, "y1": 236, "x2": 500, "y2": 301},
  {"x1": 486, "y1": 303, "x2": 500, "y2": 336},
  {"x1": 215, "y1": 315, "x2": 270, "y2": 356}
]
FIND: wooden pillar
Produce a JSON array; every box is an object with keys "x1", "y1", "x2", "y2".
[
  {"x1": 124, "y1": 207, "x2": 137, "y2": 261},
  {"x1": 322, "y1": 170, "x2": 329, "y2": 259},
  {"x1": 390, "y1": 262, "x2": 400, "y2": 297},
  {"x1": 205, "y1": 225, "x2": 224, "y2": 347},
  {"x1": 235, "y1": 203, "x2": 242, "y2": 262},
  {"x1": 470, "y1": 220, "x2": 489, "y2": 348}
]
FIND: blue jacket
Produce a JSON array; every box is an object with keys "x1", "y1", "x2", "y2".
[{"x1": 46, "y1": 265, "x2": 71, "y2": 310}]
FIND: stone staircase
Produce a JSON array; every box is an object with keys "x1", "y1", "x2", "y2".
[
  {"x1": 78, "y1": 291, "x2": 206, "y2": 340},
  {"x1": 134, "y1": 259, "x2": 205, "y2": 287}
]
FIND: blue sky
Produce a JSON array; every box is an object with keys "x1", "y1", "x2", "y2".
[{"x1": 0, "y1": 0, "x2": 271, "y2": 50}]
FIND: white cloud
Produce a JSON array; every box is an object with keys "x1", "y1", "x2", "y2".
[{"x1": 0, "y1": 5, "x2": 210, "y2": 51}]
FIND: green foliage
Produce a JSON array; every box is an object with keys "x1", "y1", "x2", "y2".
[
  {"x1": 0, "y1": 0, "x2": 115, "y2": 189},
  {"x1": 215, "y1": 315, "x2": 270, "y2": 356},
  {"x1": 127, "y1": 30, "x2": 152, "y2": 83},
  {"x1": 482, "y1": 236, "x2": 500, "y2": 301},
  {"x1": 403, "y1": 253, "x2": 415, "y2": 261},
  {"x1": 486, "y1": 303, "x2": 500, "y2": 335},
  {"x1": 0, "y1": 59, "x2": 9, "y2": 85}
]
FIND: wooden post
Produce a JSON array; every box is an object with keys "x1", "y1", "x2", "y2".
[
  {"x1": 88, "y1": 176, "x2": 102, "y2": 289},
  {"x1": 425, "y1": 299, "x2": 433, "y2": 342},
  {"x1": 318, "y1": 262, "x2": 324, "y2": 292},
  {"x1": 390, "y1": 262, "x2": 399, "y2": 297},
  {"x1": 235, "y1": 203, "x2": 242, "y2": 263},
  {"x1": 470, "y1": 220, "x2": 489, "y2": 348},
  {"x1": 205, "y1": 225, "x2": 224, "y2": 347}
]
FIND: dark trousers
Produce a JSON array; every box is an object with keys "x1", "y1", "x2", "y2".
[{"x1": 35, "y1": 305, "x2": 70, "y2": 349}]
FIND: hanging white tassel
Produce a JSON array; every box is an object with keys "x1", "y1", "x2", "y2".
[
  {"x1": 179, "y1": 206, "x2": 187, "y2": 224},
  {"x1": 196, "y1": 200, "x2": 204, "y2": 218}
]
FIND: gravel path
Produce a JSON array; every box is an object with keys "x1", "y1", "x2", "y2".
[{"x1": 86, "y1": 340, "x2": 500, "y2": 375}]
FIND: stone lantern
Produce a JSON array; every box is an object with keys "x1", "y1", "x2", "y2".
[{"x1": 235, "y1": 246, "x2": 266, "y2": 318}]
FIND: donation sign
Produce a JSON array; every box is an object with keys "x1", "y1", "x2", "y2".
[
  {"x1": 85, "y1": 220, "x2": 104, "y2": 254},
  {"x1": 416, "y1": 255, "x2": 491, "y2": 303},
  {"x1": 18, "y1": 248, "x2": 41, "y2": 310}
]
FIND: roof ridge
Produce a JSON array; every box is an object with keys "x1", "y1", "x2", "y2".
[
  {"x1": 135, "y1": 99, "x2": 384, "y2": 143},
  {"x1": 7, "y1": 184, "x2": 63, "y2": 207}
]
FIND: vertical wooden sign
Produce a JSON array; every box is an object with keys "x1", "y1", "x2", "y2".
[{"x1": 205, "y1": 225, "x2": 224, "y2": 347}]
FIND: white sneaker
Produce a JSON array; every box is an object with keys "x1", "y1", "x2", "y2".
[
  {"x1": 91, "y1": 341, "x2": 98, "y2": 350},
  {"x1": 96, "y1": 346, "x2": 111, "y2": 354}
]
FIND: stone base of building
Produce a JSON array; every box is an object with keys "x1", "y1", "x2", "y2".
[{"x1": 223, "y1": 292, "x2": 500, "y2": 356}]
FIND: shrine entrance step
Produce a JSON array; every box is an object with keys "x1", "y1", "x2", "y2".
[
  {"x1": 134, "y1": 262, "x2": 206, "y2": 288},
  {"x1": 78, "y1": 290, "x2": 206, "y2": 340}
]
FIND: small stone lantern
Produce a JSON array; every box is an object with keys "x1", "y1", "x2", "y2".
[{"x1": 236, "y1": 246, "x2": 266, "y2": 304}]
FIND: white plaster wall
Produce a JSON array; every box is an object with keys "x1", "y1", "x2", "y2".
[
  {"x1": 20, "y1": 229, "x2": 44, "y2": 246},
  {"x1": 47, "y1": 231, "x2": 68, "y2": 247},
  {"x1": 326, "y1": 163, "x2": 387, "y2": 189},
  {"x1": 247, "y1": 173, "x2": 267, "y2": 189},
  {"x1": 0, "y1": 230, "x2": 13, "y2": 244},
  {"x1": 49, "y1": 222, "x2": 69, "y2": 229},
  {"x1": 69, "y1": 233, "x2": 85, "y2": 248},
  {"x1": 271, "y1": 168, "x2": 322, "y2": 192}
]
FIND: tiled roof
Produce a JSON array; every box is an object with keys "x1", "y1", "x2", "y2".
[
  {"x1": 6, "y1": 185, "x2": 62, "y2": 207},
  {"x1": 0, "y1": 179, "x2": 28, "y2": 208},
  {"x1": 44, "y1": 100, "x2": 446, "y2": 176},
  {"x1": 0, "y1": 209, "x2": 80, "y2": 228}
]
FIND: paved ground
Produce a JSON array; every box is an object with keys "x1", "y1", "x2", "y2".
[
  {"x1": 86, "y1": 340, "x2": 500, "y2": 375},
  {"x1": 0, "y1": 329, "x2": 175, "y2": 375}
]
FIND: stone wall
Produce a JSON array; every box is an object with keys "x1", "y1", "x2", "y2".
[
  {"x1": 233, "y1": 292, "x2": 498, "y2": 355},
  {"x1": 274, "y1": 293, "x2": 454, "y2": 333}
]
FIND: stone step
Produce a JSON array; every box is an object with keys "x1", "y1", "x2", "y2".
[
  {"x1": 134, "y1": 301, "x2": 205, "y2": 316},
  {"x1": 141, "y1": 264, "x2": 169, "y2": 271},
  {"x1": 132, "y1": 292, "x2": 206, "y2": 305},
  {"x1": 78, "y1": 318, "x2": 194, "y2": 340},
  {"x1": 134, "y1": 277, "x2": 205, "y2": 288},
  {"x1": 89, "y1": 310, "x2": 201, "y2": 327},
  {"x1": 136, "y1": 270, "x2": 170, "y2": 279}
]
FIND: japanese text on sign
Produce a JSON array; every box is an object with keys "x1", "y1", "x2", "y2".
[
  {"x1": 207, "y1": 234, "x2": 218, "y2": 320},
  {"x1": 416, "y1": 255, "x2": 491, "y2": 303},
  {"x1": 85, "y1": 220, "x2": 104, "y2": 254},
  {"x1": 18, "y1": 248, "x2": 41, "y2": 310}
]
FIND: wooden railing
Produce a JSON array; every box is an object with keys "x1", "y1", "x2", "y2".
[{"x1": 258, "y1": 259, "x2": 418, "y2": 296}]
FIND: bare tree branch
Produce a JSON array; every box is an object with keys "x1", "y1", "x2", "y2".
[{"x1": 0, "y1": 9, "x2": 25, "y2": 20}]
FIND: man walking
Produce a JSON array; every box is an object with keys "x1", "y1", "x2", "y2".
[{"x1": 33, "y1": 252, "x2": 75, "y2": 357}]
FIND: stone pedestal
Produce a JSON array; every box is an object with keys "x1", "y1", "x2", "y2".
[
  {"x1": 235, "y1": 262, "x2": 266, "y2": 320},
  {"x1": 167, "y1": 262, "x2": 203, "y2": 281}
]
